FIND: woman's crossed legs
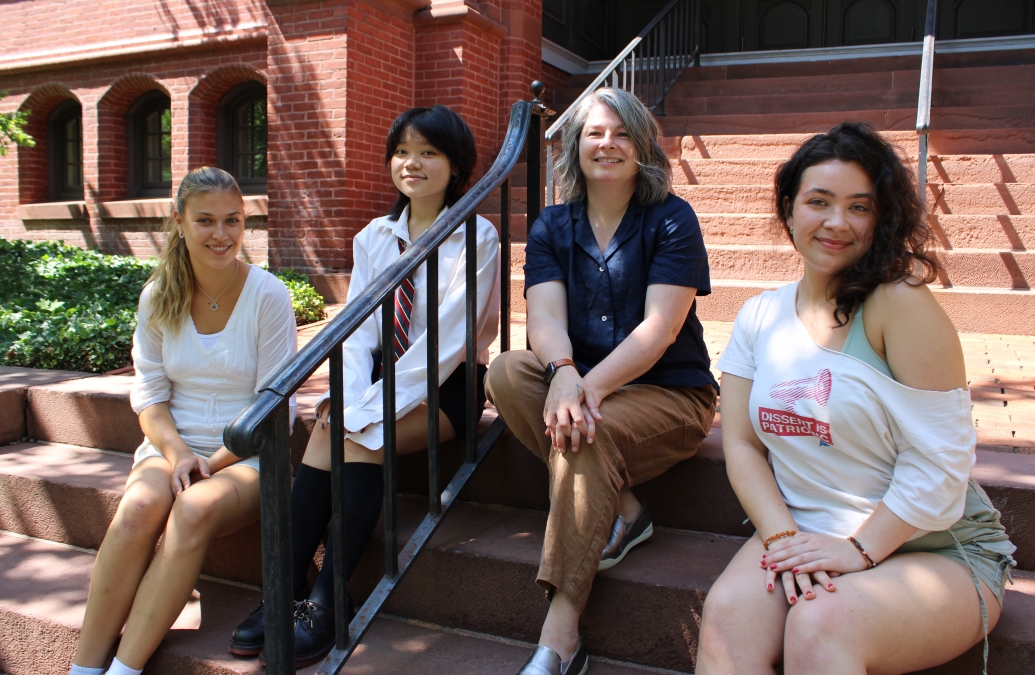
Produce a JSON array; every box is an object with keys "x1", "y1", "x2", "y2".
[
  {"x1": 697, "y1": 534, "x2": 1000, "y2": 675},
  {"x1": 75, "y1": 456, "x2": 260, "y2": 670}
]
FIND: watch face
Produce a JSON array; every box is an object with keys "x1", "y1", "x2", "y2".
[{"x1": 543, "y1": 363, "x2": 555, "y2": 384}]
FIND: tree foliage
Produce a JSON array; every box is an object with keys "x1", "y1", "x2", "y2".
[
  {"x1": 0, "y1": 91, "x2": 34, "y2": 155},
  {"x1": 1, "y1": 239, "x2": 326, "y2": 373}
]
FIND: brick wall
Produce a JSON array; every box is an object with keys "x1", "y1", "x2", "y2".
[
  {"x1": 0, "y1": 45, "x2": 268, "y2": 258},
  {"x1": 0, "y1": 0, "x2": 546, "y2": 272},
  {"x1": 539, "y1": 60, "x2": 571, "y2": 109}
]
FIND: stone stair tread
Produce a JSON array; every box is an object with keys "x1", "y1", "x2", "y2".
[
  {"x1": 0, "y1": 531, "x2": 668, "y2": 675},
  {"x1": 7, "y1": 430, "x2": 1034, "y2": 569}
]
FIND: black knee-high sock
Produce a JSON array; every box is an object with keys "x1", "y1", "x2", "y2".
[
  {"x1": 309, "y1": 463, "x2": 384, "y2": 609},
  {"x1": 290, "y1": 464, "x2": 334, "y2": 598}
]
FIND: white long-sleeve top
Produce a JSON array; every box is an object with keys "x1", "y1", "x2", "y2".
[
  {"x1": 318, "y1": 206, "x2": 500, "y2": 451},
  {"x1": 717, "y1": 282, "x2": 976, "y2": 535},
  {"x1": 130, "y1": 266, "x2": 298, "y2": 450}
]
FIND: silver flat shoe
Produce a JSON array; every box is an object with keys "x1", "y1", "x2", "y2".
[
  {"x1": 516, "y1": 640, "x2": 589, "y2": 675},
  {"x1": 598, "y1": 501, "x2": 653, "y2": 571}
]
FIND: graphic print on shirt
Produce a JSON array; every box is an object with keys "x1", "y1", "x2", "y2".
[{"x1": 761, "y1": 369, "x2": 833, "y2": 446}]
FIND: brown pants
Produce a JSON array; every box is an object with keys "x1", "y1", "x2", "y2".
[{"x1": 485, "y1": 350, "x2": 716, "y2": 613}]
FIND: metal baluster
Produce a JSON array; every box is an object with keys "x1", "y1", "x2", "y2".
[
  {"x1": 500, "y1": 177, "x2": 511, "y2": 354},
  {"x1": 465, "y1": 214, "x2": 478, "y2": 464},
  {"x1": 260, "y1": 401, "x2": 294, "y2": 675},
  {"x1": 694, "y1": 0, "x2": 701, "y2": 67},
  {"x1": 328, "y1": 348, "x2": 348, "y2": 649},
  {"x1": 381, "y1": 297, "x2": 398, "y2": 578},
  {"x1": 427, "y1": 252, "x2": 441, "y2": 516}
]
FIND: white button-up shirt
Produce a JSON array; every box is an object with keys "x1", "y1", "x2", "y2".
[{"x1": 318, "y1": 205, "x2": 500, "y2": 450}]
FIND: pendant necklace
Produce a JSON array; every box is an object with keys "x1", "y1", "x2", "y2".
[{"x1": 196, "y1": 260, "x2": 239, "y2": 311}]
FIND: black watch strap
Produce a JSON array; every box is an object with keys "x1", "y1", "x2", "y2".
[{"x1": 543, "y1": 358, "x2": 577, "y2": 385}]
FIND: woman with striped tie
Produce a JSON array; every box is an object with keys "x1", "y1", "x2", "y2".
[
  {"x1": 696, "y1": 123, "x2": 1015, "y2": 675},
  {"x1": 228, "y1": 105, "x2": 500, "y2": 667}
]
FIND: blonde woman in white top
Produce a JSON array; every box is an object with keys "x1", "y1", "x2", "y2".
[{"x1": 70, "y1": 167, "x2": 297, "y2": 675}]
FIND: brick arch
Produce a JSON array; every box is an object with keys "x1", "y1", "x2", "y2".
[
  {"x1": 96, "y1": 75, "x2": 171, "y2": 201},
  {"x1": 188, "y1": 65, "x2": 266, "y2": 169},
  {"x1": 17, "y1": 84, "x2": 79, "y2": 204}
]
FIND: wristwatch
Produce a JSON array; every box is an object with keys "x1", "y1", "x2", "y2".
[{"x1": 543, "y1": 358, "x2": 577, "y2": 385}]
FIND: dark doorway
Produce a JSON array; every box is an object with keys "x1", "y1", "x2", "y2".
[{"x1": 546, "y1": 0, "x2": 1035, "y2": 59}]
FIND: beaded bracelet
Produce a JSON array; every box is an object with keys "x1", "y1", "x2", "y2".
[
  {"x1": 847, "y1": 536, "x2": 877, "y2": 569},
  {"x1": 762, "y1": 530, "x2": 797, "y2": 550}
]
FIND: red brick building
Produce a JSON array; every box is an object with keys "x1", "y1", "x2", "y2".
[{"x1": 0, "y1": 0, "x2": 543, "y2": 281}]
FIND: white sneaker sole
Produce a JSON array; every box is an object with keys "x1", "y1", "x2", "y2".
[{"x1": 597, "y1": 523, "x2": 654, "y2": 571}]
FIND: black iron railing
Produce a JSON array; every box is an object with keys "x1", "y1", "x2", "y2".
[
  {"x1": 224, "y1": 84, "x2": 552, "y2": 675},
  {"x1": 546, "y1": 0, "x2": 702, "y2": 204}
]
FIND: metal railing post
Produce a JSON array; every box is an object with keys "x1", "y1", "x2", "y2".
[
  {"x1": 328, "y1": 348, "x2": 348, "y2": 649},
  {"x1": 381, "y1": 297, "x2": 398, "y2": 579},
  {"x1": 528, "y1": 81, "x2": 545, "y2": 223},
  {"x1": 259, "y1": 402, "x2": 294, "y2": 675},
  {"x1": 465, "y1": 214, "x2": 478, "y2": 464},
  {"x1": 500, "y1": 177, "x2": 511, "y2": 353},
  {"x1": 916, "y1": 0, "x2": 938, "y2": 210},
  {"x1": 426, "y1": 252, "x2": 441, "y2": 516}
]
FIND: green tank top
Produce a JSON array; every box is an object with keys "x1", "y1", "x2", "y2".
[{"x1": 841, "y1": 302, "x2": 893, "y2": 378}]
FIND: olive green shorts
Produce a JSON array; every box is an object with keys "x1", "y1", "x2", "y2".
[{"x1": 896, "y1": 478, "x2": 1016, "y2": 606}]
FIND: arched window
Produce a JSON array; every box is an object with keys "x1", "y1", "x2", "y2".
[
  {"x1": 219, "y1": 82, "x2": 267, "y2": 194},
  {"x1": 48, "y1": 100, "x2": 83, "y2": 201},
  {"x1": 128, "y1": 92, "x2": 172, "y2": 198}
]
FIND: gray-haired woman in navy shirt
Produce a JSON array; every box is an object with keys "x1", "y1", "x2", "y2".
[{"x1": 486, "y1": 87, "x2": 717, "y2": 675}]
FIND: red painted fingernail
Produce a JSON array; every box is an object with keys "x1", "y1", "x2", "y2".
[
  {"x1": 792, "y1": 567, "x2": 799, "y2": 574},
  {"x1": 767, "y1": 583, "x2": 773, "y2": 591},
  {"x1": 828, "y1": 584, "x2": 834, "y2": 589},
  {"x1": 769, "y1": 564, "x2": 778, "y2": 570},
  {"x1": 805, "y1": 591, "x2": 814, "y2": 598},
  {"x1": 789, "y1": 596, "x2": 797, "y2": 604}
]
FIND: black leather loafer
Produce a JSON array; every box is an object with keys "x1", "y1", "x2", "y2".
[
  {"x1": 259, "y1": 598, "x2": 345, "y2": 669},
  {"x1": 517, "y1": 640, "x2": 588, "y2": 675},
  {"x1": 228, "y1": 601, "x2": 264, "y2": 656},
  {"x1": 598, "y1": 501, "x2": 653, "y2": 571}
]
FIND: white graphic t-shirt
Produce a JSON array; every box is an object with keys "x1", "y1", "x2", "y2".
[{"x1": 716, "y1": 282, "x2": 976, "y2": 537}]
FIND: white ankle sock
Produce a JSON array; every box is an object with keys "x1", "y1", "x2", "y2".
[
  {"x1": 103, "y1": 657, "x2": 143, "y2": 675},
  {"x1": 69, "y1": 666, "x2": 105, "y2": 675}
]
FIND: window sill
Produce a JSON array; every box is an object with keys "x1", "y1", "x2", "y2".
[
  {"x1": 18, "y1": 201, "x2": 89, "y2": 220},
  {"x1": 97, "y1": 195, "x2": 268, "y2": 219}
]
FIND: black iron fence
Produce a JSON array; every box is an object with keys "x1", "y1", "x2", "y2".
[{"x1": 224, "y1": 84, "x2": 551, "y2": 675}]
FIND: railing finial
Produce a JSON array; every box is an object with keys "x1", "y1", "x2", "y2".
[{"x1": 531, "y1": 80, "x2": 545, "y2": 103}]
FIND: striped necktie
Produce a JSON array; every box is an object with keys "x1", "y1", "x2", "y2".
[{"x1": 392, "y1": 237, "x2": 415, "y2": 362}]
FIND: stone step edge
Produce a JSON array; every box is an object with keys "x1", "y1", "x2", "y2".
[
  {"x1": 4, "y1": 438, "x2": 1035, "y2": 576},
  {"x1": 0, "y1": 528, "x2": 683, "y2": 675}
]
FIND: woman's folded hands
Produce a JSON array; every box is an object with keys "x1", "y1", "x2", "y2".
[{"x1": 761, "y1": 532, "x2": 871, "y2": 605}]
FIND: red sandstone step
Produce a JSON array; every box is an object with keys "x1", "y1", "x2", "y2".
[
  {"x1": 0, "y1": 442, "x2": 263, "y2": 586},
  {"x1": 698, "y1": 280, "x2": 1035, "y2": 335},
  {"x1": 0, "y1": 367, "x2": 96, "y2": 445},
  {"x1": 674, "y1": 129, "x2": 1035, "y2": 160},
  {"x1": 348, "y1": 497, "x2": 1035, "y2": 675},
  {"x1": 0, "y1": 532, "x2": 665, "y2": 675},
  {"x1": 930, "y1": 215, "x2": 1035, "y2": 251},
  {"x1": 660, "y1": 105, "x2": 1035, "y2": 137}
]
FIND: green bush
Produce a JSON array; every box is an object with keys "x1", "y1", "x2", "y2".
[
  {"x1": 0, "y1": 239, "x2": 326, "y2": 373},
  {"x1": 266, "y1": 266, "x2": 327, "y2": 326}
]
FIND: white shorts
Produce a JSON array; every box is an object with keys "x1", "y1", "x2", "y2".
[{"x1": 132, "y1": 437, "x2": 261, "y2": 473}]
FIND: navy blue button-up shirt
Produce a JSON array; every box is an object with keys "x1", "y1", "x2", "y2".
[{"x1": 524, "y1": 193, "x2": 717, "y2": 391}]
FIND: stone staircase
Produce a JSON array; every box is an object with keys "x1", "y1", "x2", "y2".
[
  {"x1": 3, "y1": 313, "x2": 1035, "y2": 674},
  {"x1": 514, "y1": 49, "x2": 1035, "y2": 336}
]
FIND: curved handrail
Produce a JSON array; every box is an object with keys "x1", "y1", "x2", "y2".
[
  {"x1": 916, "y1": 0, "x2": 938, "y2": 209},
  {"x1": 224, "y1": 99, "x2": 534, "y2": 458}
]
